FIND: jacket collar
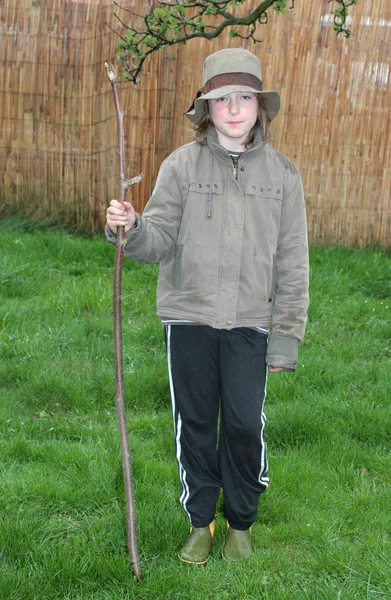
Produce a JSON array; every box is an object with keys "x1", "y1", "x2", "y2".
[{"x1": 206, "y1": 126, "x2": 264, "y2": 163}]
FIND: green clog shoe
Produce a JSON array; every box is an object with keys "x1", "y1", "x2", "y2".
[
  {"x1": 222, "y1": 524, "x2": 253, "y2": 561},
  {"x1": 178, "y1": 521, "x2": 215, "y2": 564}
]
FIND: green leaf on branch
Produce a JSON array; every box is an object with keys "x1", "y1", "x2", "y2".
[{"x1": 272, "y1": 0, "x2": 287, "y2": 15}]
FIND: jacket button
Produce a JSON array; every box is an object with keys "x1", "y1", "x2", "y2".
[
  {"x1": 277, "y1": 189, "x2": 281, "y2": 194},
  {"x1": 226, "y1": 319, "x2": 233, "y2": 326},
  {"x1": 199, "y1": 183, "x2": 202, "y2": 188},
  {"x1": 240, "y1": 167, "x2": 245, "y2": 172},
  {"x1": 260, "y1": 187, "x2": 263, "y2": 192}
]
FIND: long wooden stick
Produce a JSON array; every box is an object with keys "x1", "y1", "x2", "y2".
[{"x1": 105, "y1": 62, "x2": 144, "y2": 581}]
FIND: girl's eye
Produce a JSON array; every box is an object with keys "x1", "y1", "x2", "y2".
[
  {"x1": 215, "y1": 97, "x2": 228, "y2": 102},
  {"x1": 241, "y1": 95, "x2": 252, "y2": 100}
]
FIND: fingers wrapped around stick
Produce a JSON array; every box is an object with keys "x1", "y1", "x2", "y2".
[{"x1": 106, "y1": 200, "x2": 136, "y2": 233}]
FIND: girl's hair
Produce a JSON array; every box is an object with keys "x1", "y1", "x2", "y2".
[{"x1": 193, "y1": 95, "x2": 271, "y2": 148}]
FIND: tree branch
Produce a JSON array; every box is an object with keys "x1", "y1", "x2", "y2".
[
  {"x1": 109, "y1": 0, "x2": 359, "y2": 83},
  {"x1": 329, "y1": 0, "x2": 358, "y2": 38}
]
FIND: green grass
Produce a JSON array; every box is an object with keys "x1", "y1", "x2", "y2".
[{"x1": 0, "y1": 218, "x2": 390, "y2": 599}]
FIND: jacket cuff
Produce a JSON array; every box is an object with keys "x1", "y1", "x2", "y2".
[
  {"x1": 105, "y1": 223, "x2": 117, "y2": 244},
  {"x1": 266, "y1": 334, "x2": 299, "y2": 371}
]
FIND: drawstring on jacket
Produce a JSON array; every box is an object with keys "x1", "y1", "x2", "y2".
[{"x1": 207, "y1": 151, "x2": 213, "y2": 218}]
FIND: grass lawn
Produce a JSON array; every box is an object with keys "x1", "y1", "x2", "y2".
[{"x1": 0, "y1": 218, "x2": 390, "y2": 599}]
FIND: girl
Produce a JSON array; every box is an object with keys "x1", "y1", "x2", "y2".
[{"x1": 106, "y1": 48, "x2": 309, "y2": 563}]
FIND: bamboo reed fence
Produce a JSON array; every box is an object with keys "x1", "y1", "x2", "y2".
[{"x1": 0, "y1": 0, "x2": 390, "y2": 246}]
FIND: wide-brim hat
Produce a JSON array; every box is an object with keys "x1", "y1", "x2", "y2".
[{"x1": 186, "y1": 48, "x2": 281, "y2": 125}]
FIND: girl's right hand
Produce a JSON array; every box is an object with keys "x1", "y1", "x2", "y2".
[{"x1": 106, "y1": 200, "x2": 136, "y2": 233}]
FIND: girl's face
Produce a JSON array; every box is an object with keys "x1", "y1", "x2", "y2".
[{"x1": 208, "y1": 92, "x2": 258, "y2": 151}]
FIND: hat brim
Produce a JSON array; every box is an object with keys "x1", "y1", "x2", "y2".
[{"x1": 186, "y1": 86, "x2": 281, "y2": 124}]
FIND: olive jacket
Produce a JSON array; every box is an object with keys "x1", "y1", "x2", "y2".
[{"x1": 105, "y1": 128, "x2": 309, "y2": 370}]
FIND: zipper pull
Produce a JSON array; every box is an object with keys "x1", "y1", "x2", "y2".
[{"x1": 232, "y1": 156, "x2": 239, "y2": 181}]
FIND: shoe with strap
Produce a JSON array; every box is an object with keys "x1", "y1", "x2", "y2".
[
  {"x1": 222, "y1": 523, "x2": 253, "y2": 561},
  {"x1": 178, "y1": 520, "x2": 215, "y2": 564}
]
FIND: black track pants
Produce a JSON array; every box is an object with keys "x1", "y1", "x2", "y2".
[{"x1": 166, "y1": 325, "x2": 269, "y2": 530}]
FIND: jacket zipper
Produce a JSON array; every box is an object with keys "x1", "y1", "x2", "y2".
[{"x1": 231, "y1": 155, "x2": 239, "y2": 181}]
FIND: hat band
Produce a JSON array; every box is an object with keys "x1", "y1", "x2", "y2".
[
  {"x1": 200, "y1": 72, "x2": 263, "y2": 94},
  {"x1": 186, "y1": 72, "x2": 263, "y2": 118}
]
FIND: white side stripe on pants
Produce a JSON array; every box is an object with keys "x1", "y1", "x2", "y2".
[
  {"x1": 166, "y1": 325, "x2": 191, "y2": 519},
  {"x1": 258, "y1": 356, "x2": 269, "y2": 487}
]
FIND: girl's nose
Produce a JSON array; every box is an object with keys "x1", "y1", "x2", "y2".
[{"x1": 228, "y1": 100, "x2": 240, "y2": 115}]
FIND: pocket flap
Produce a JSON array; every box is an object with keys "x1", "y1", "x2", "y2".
[
  {"x1": 188, "y1": 179, "x2": 223, "y2": 195},
  {"x1": 245, "y1": 181, "x2": 283, "y2": 200}
]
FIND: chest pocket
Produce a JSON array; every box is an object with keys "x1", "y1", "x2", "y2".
[{"x1": 244, "y1": 180, "x2": 283, "y2": 200}]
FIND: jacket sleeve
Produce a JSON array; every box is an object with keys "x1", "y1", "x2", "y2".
[
  {"x1": 105, "y1": 155, "x2": 184, "y2": 264},
  {"x1": 266, "y1": 167, "x2": 309, "y2": 371}
]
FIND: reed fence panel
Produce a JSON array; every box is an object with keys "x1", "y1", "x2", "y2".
[{"x1": 0, "y1": 0, "x2": 390, "y2": 246}]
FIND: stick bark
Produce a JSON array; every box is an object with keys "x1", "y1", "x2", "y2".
[{"x1": 105, "y1": 62, "x2": 144, "y2": 581}]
